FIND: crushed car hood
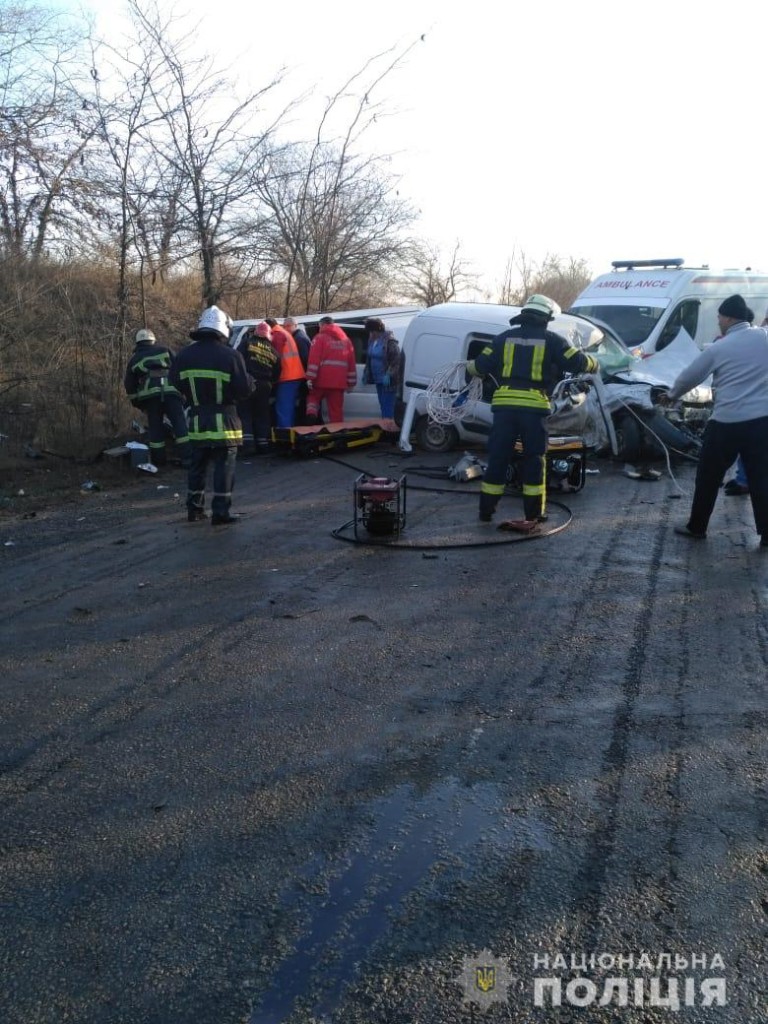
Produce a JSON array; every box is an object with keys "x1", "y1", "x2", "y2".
[{"x1": 615, "y1": 328, "x2": 712, "y2": 395}]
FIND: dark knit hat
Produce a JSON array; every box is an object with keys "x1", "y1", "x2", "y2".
[{"x1": 718, "y1": 294, "x2": 753, "y2": 321}]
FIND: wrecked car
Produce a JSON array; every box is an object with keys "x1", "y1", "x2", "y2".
[
  {"x1": 393, "y1": 303, "x2": 711, "y2": 460},
  {"x1": 552, "y1": 322, "x2": 711, "y2": 461}
]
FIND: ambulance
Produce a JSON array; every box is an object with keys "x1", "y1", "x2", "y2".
[{"x1": 568, "y1": 258, "x2": 768, "y2": 357}]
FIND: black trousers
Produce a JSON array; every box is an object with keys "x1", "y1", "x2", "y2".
[
  {"x1": 295, "y1": 380, "x2": 309, "y2": 425},
  {"x1": 187, "y1": 445, "x2": 238, "y2": 518},
  {"x1": 140, "y1": 394, "x2": 189, "y2": 465},
  {"x1": 688, "y1": 415, "x2": 768, "y2": 536},
  {"x1": 480, "y1": 405, "x2": 547, "y2": 521},
  {"x1": 238, "y1": 381, "x2": 273, "y2": 452}
]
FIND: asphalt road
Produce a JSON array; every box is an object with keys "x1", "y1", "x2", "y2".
[{"x1": 1, "y1": 445, "x2": 766, "y2": 1024}]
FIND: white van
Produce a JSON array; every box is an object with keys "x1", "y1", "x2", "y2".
[
  {"x1": 229, "y1": 306, "x2": 422, "y2": 419},
  {"x1": 396, "y1": 302, "x2": 630, "y2": 452},
  {"x1": 569, "y1": 258, "x2": 768, "y2": 357}
]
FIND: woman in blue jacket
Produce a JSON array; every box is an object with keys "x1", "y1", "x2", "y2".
[{"x1": 362, "y1": 317, "x2": 401, "y2": 419}]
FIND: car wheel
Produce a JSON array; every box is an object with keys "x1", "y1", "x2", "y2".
[
  {"x1": 414, "y1": 416, "x2": 459, "y2": 453},
  {"x1": 613, "y1": 413, "x2": 643, "y2": 461}
]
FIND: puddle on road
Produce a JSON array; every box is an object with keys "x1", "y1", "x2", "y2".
[{"x1": 249, "y1": 776, "x2": 550, "y2": 1023}]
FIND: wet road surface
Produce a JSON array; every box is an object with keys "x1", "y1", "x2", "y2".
[{"x1": 1, "y1": 448, "x2": 766, "y2": 1023}]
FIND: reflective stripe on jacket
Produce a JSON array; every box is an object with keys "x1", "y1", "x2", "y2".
[
  {"x1": 468, "y1": 324, "x2": 599, "y2": 411},
  {"x1": 237, "y1": 334, "x2": 281, "y2": 383},
  {"x1": 307, "y1": 324, "x2": 357, "y2": 389},
  {"x1": 124, "y1": 342, "x2": 182, "y2": 402},
  {"x1": 271, "y1": 325, "x2": 305, "y2": 382},
  {"x1": 170, "y1": 335, "x2": 254, "y2": 445}
]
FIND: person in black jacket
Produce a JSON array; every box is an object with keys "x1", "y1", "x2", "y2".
[
  {"x1": 123, "y1": 328, "x2": 189, "y2": 466},
  {"x1": 236, "y1": 322, "x2": 281, "y2": 454},
  {"x1": 170, "y1": 306, "x2": 254, "y2": 525},
  {"x1": 467, "y1": 295, "x2": 599, "y2": 529}
]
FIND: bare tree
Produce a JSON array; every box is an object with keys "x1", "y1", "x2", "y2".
[
  {"x1": 0, "y1": 1, "x2": 101, "y2": 262},
  {"x1": 257, "y1": 38, "x2": 425, "y2": 314},
  {"x1": 524, "y1": 253, "x2": 592, "y2": 310},
  {"x1": 125, "y1": 0, "x2": 289, "y2": 305},
  {"x1": 254, "y1": 142, "x2": 417, "y2": 312},
  {"x1": 495, "y1": 251, "x2": 592, "y2": 309},
  {"x1": 86, "y1": 37, "x2": 160, "y2": 366},
  {"x1": 495, "y1": 255, "x2": 519, "y2": 306},
  {"x1": 401, "y1": 241, "x2": 475, "y2": 307}
]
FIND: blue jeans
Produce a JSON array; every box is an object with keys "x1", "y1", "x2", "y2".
[
  {"x1": 275, "y1": 380, "x2": 301, "y2": 428},
  {"x1": 376, "y1": 384, "x2": 396, "y2": 419}
]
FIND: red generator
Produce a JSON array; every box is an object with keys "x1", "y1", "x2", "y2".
[{"x1": 353, "y1": 474, "x2": 407, "y2": 540}]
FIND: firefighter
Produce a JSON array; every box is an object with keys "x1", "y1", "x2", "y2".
[
  {"x1": 467, "y1": 294, "x2": 599, "y2": 528},
  {"x1": 123, "y1": 328, "x2": 190, "y2": 466},
  {"x1": 170, "y1": 306, "x2": 254, "y2": 525},
  {"x1": 236, "y1": 322, "x2": 280, "y2": 455},
  {"x1": 305, "y1": 316, "x2": 357, "y2": 424}
]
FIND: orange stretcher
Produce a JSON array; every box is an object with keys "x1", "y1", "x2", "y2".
[{"x1": 271, "y1": 418, "x2": 399, "y2": 457}]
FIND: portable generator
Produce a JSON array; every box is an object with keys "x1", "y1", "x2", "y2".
[
  {"x1": 353, "y1": 474, "x2": 407, "y2": 539},
  {"x1": 505, "y1": 436, "x2": 587, "y2": 493}
]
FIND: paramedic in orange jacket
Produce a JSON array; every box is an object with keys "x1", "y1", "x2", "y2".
[
  {"x1": 306, "y1": 317, "x2": 357, "y2": 424},
  {"x1": 266, "y1": 317, "x2": 305, "y2": 427}
]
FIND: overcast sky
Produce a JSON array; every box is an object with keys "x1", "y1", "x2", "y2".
[{"x1": 77, "y1": 0, "x2": 767, "y2": 296}]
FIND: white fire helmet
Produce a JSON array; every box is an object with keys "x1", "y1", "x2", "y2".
[
  {"x1": 135, "y1": 328, "x2": 156, "y2": 344},
  {"x1": 522, "y1": 294, "x2": 561, "y2": 319},
  {"x1": 195, "y1": 305, "x2": 232, "y2": 339}
]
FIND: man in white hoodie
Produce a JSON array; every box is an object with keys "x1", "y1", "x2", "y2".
[{"x1": 664, "y1": 294, "x2": 768, "y2": 547}]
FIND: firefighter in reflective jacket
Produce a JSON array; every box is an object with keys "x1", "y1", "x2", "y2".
[
  {"x1": 306, "y1": 317, "x2": 357, "y2": 424},
  {"x1": 123, "y1": 328, "x2": 190, "y2": 466},
  {"x1": 236, "y1": 322, "x2": 281, "y2": 454},
  {"x1": 170, "y1": 306, "x2": 254, "y2": 525},
  {"x1": 467, "y1": 294, "x2": 600, "y2": 526}
]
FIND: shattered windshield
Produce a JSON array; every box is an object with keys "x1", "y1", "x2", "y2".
[
  {"x1": 553, "y1": 313, "x2": 634, "y2": 375},
  {"x1": 570, "y1": 304, "x2": 665, "y2": 346}
]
